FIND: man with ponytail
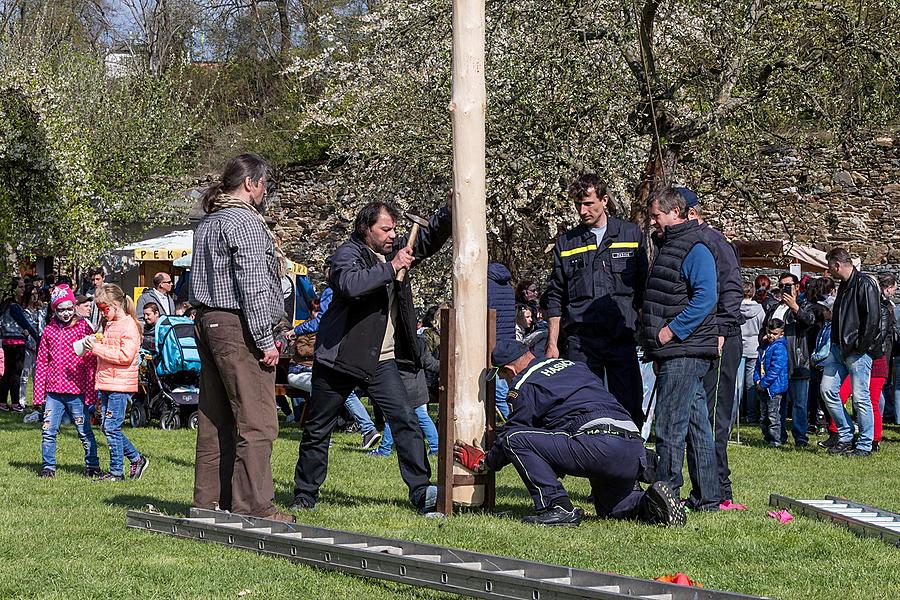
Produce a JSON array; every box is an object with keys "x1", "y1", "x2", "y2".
[{"x1": 189, "y1": 153, "x2": 295, "y2": 522}]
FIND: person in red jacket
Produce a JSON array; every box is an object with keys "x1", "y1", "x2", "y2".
[{"x1": 34, "y1": 285, "x2": 100, "y2": 478}]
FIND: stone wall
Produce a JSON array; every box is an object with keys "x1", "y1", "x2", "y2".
[
  {"x1": 269, "y1": 130, "x2": 900, "y2": 302},
  {"x1": 705, "y1": 131, "x2": 900, "y2": 266}
]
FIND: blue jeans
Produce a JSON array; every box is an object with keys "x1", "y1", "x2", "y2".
[
  {"x1": 760, "y1": 390, "x2": 783, "y2": 444},
  {"x1": 99, "y1": 391, "x2": 142, "y2": 476},
  {"x1": 654, "y1": 357, "x2": 721, "y2": 509},
  {"x1": 820, "y1": 345, "x2": 874, "y2": 451},
  {"x1": 378, "y1": 405, "x2": 439, "y2": 455},
  {"x1": 41, "y1": 393, "x2": 99, "y2": 471},
  {"x1": 344, "y1": 392, "x2": 375, "y2": 435},
  {"x1": 495, "y1": 378, "x2": 510, "y2": 420},
  {"x1": 788, "y1": 378, "x2": 810, "y2": 445}
]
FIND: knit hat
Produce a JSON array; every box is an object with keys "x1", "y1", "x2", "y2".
[{"x1": 51, "y1": 284, "x2": 77, "y2": 309}]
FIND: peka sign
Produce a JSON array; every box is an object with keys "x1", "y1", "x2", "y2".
[{"x1": 133, "y1": 249, "x2": 191, "y2": 262}]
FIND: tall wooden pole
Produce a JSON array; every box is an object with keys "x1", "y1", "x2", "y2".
[{"x1": 449, "y1": 0, "x2": 488, "y2": 506}]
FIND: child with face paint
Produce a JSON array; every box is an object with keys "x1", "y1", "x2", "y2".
[
  {"x1": 33, "y1": 285, "x2": 101, "y2": 478},
  {"x1": 84, "y1": 284, "x2": 149, "y2": 481}
]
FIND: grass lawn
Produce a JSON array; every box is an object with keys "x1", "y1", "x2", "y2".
[{"x1": 1, "y1": 406, "x2": 899, "y2": 600}]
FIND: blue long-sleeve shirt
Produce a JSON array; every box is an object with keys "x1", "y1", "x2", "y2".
[
  {"x1": 293, "y1": 286, "x2": 331, "y2": 335},
  {"x1": 668, "y1": 244, "x2": 717, "y2": 340}
]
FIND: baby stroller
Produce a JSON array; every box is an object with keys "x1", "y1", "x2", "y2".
[{"x1": 130, "y1": 315, "x2": 201, "y2": 430}]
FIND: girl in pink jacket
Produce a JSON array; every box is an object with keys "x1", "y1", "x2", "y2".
[
  {"x1": 34, "y1": 285, "x2": 100, "y2": 478},
  {"x1": 84, "y1": 284, "x2": 149, "y2": 482}
]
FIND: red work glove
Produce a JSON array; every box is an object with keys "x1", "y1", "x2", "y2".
[{"x1": 453, "y1": 440, "x2": 486, "y2": 473}]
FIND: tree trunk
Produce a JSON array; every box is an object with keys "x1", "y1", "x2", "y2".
[
  {"x1": 449, "y1": 0, "x2": 488, "y2": 506},
  {"x1": 274, "y1": 0, "x2": 291, "y2": 59},
  {"x1": 630, "y1": 143, "x2": 679, "y2": 227}
]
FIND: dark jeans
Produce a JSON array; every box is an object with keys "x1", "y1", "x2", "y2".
[
  {"x1": 761, "y1": 390, "x2": 783, "y2": 445},
  {"x1": 0, "y1": 343, "x2": 26, "y2": 406},
  {"x1": 193, "y1": 309, "x2": 278, "y2": 518},
  {"x1": 689, "y1": 333, "x2": 741, "y2": 502},
  {"x1": 493, "y1": 427, "x2": 645, "y2": 518},
  {"x1": 293, "y1": 360, "x2": 432, "y2": 509},
  {"x1": 654, "y1": 356, "x2": 721, "y2": 510},
  {"x1": 808, "y1": 368, "x2": 825, "y2": 426},
  {"x1": 565, "y1": 334, "x2": 644, "y2": 427},
  {"x1": 788, "y1": 378, "x2": 810, "y2": 445}
]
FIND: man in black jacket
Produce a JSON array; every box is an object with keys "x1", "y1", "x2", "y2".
[
  {"x1": 291, "y1": 201, "x2": 452, "y2": 512},
  {"x1": 820, "y1": 248, "x2": 880, "y2": 457},
  {"x1": 759, "y1": 272, "x2": 816, "y2": 446},
  {"x1": 681, "y1": 189, "x2": 744, "y2": 505}
]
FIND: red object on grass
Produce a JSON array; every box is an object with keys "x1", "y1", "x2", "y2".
[{"x1": 655, "y1": 573, "x2": 703, "y2": 587}]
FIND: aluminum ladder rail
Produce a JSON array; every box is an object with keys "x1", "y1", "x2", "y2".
[
  {"x1": 127, "y1": 508, "x2": 766, "y2": 600},
  {"x1": 769, "y1": 494, "x2": 900, "y2": 547}
]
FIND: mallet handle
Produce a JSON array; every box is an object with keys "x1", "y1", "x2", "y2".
[{"x1": 395, "y1": 223, "x2": 420, "y2": 282}]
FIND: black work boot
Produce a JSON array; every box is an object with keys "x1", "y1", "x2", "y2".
[
  {"x1": 638, "y1": 482, "x2": 687, "y2": 527},
  {"x1": 827, "y1": 440, "x2": 853, "y2": 455},
  {"x1": 817, "y1": 432, "x2": 839, "y2": 449},
  {"x1": 521, "y1": 505, "x2": 584, "y2": 527}
]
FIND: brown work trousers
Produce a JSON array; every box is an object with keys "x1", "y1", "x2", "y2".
[{"x1": 193, "y1": 309, "x2": 278, "y2": 517}]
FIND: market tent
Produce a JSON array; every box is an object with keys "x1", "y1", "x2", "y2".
[
  {"x1": 734, "y1": 240, "x2": 861, "y2": 272},
  {"x1": 115, "y1": 230, "x2": 194, "y2": 262}
]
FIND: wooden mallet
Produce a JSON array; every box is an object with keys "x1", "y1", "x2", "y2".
[{"x1": 396, "y1": 213, "x2": 429, "y2": 282}]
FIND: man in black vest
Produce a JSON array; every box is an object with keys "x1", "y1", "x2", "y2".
[
  {"x1": 643, "y1": 188, "x2": 721, "y2": 511},
  {"x1": 681, "y1": 189, "x2": 745, "y2": 506},
  {"x1": 542, "y1": 174, "x2": 648, "y2": 426},
  {"x1": 291, "y1": 201, "x2": 452, "y2": 513}
]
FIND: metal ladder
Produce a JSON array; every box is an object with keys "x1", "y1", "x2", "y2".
[
  {"x1": 127, "y1": 508, "x2": 766, "y2": 600},
  {"x1": 769, "y1": 494, "x2": 900, "y2": 547}
]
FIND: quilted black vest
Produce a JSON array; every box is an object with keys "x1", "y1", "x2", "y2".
[{"x1": 642, "y1": 220, "x2": 718, "y2": 360}]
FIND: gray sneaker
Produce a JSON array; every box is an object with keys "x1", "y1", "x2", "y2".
[{"x1": 361, "y1": 430, "x2": 382, "y2": 450}]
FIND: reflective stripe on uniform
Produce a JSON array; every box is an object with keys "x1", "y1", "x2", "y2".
[
  {"x1": 513, "y1": 359, "x2": 558, "y2": 391},
  {"x1": 609, "y1": 242, "x2": 639, "y2": 249},
  {"x1": 559, "y1": 244, "x2": 597, "y2": 257}
]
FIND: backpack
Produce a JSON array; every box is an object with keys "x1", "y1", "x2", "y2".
[
  {"x1": 154, "y1": 315, "x2": 201, "y2": 375},
  {"x1": 811, "y1": 322, "x2": 832, "y2": 366}
]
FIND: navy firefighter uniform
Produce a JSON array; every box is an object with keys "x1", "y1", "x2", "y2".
[
  {"x1": 541, "y1": 217, "x2": 648, "y2": 426},
  {"x1": 476, "y1": 341, "x2": 685, "y2": 527}
]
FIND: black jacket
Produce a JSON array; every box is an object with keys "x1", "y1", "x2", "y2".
[
  {"x1": 487, "y1": 263, "x2": 517, "y2": 341},
  {"x1": 831, "y1": 269, "x2": 881, "y2": 357},
  {"x1": 876, "y1": 297, "x2": 894, "y2": 362},
  {"x1": 760, "y1": 300, "x2": 816, "y2": 379},
  {"x1": 314, "y1": 206, "x2": 452, "y2": 381},
  {"x1": 696, "y1": 223, "x2": 744, "y2": 338},
  {"x1": 541, "y1": 216, "x2": 647, "y2": 341}
]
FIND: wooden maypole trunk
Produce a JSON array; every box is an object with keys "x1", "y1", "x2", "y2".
[{"x1": 449, "y1": 0, "x2": 488, "y2": 506}]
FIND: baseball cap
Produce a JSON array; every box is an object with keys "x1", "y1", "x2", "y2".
[
  {"x1": 487, "y1": 340, "x2": 529, "y2": 380},
  {"x1": 675, "y1": 186, "x2": 699, "y2": 209}
]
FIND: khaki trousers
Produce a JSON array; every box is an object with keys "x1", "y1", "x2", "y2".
[{"x1": 193, "y1": 309, "x2": 278, "y2": 517}]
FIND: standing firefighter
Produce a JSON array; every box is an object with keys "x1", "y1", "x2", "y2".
[
  {"x1": 541, "y1": 174, "x2": 648, "y2": 426},
  {"x1": 454, "y1": 340, "x2": 686, "y2": 527}
]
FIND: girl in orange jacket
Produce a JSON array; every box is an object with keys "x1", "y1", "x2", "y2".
[{"x1": 84, "y1": 284, "x2": 149, "y2": 481}]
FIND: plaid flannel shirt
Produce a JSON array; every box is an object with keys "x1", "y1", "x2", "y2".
[{"x1": 189, "y1": 207, "x2": 283, "y2": 351}]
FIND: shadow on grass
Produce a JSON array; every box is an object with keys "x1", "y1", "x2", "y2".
[
  {"x1": 106, "y1": 494, "x2": 192, "y2": 516},
  {"x1": 9, "y1": 460, "x2": 84, "y2": 477}
]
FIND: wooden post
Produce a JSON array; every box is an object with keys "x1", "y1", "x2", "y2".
[
  {"x1": 437, "y1": 308, "x2": 496, "y2": 516},
  {"x1": 449, "y1": 0, "x2": 488, "y2": 506}
]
